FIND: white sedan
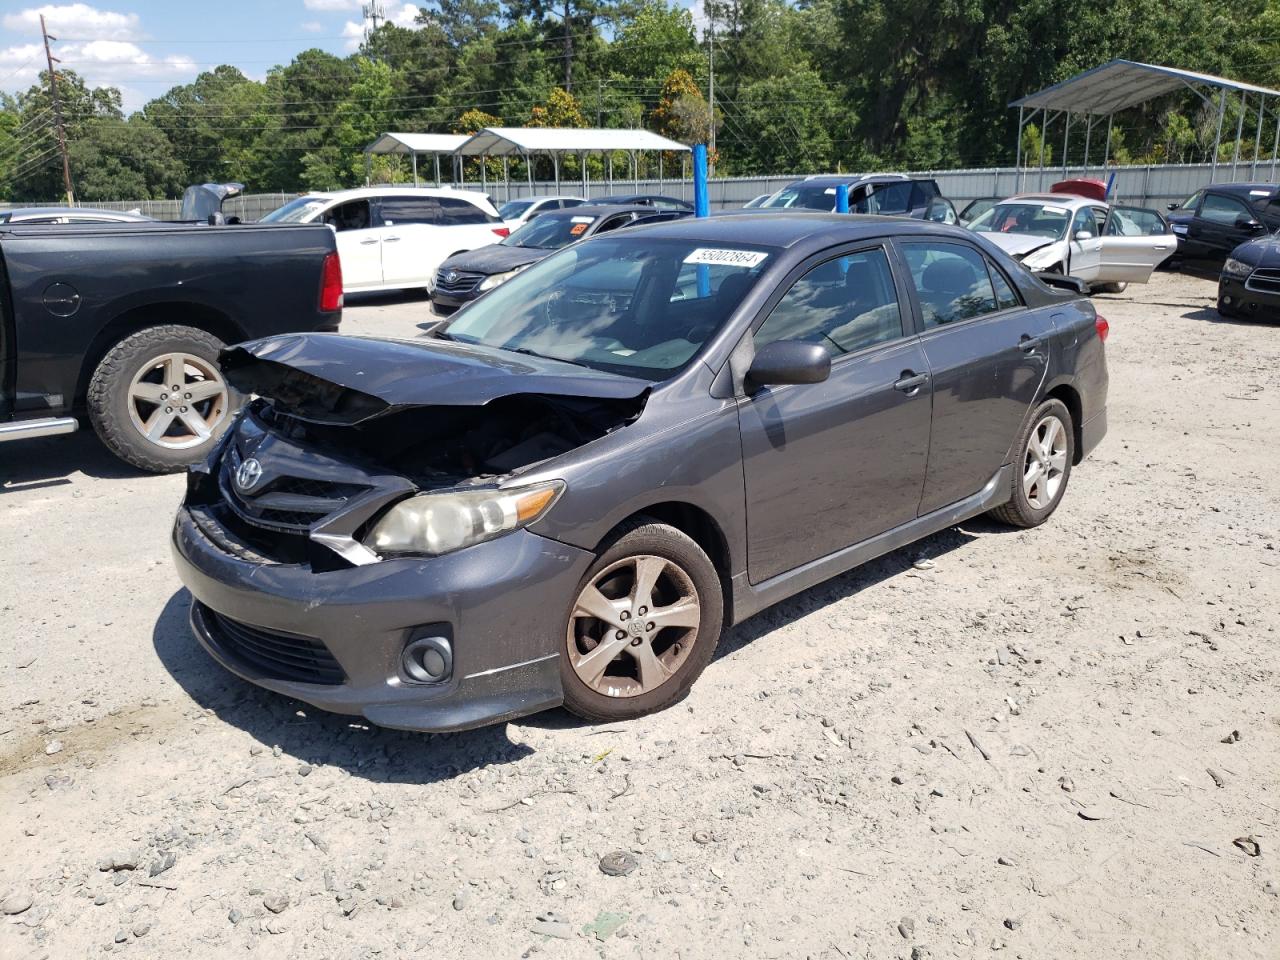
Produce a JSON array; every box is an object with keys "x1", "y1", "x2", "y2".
[
  {"x1": 261, "y1": 187, "x2": 508, "y2": 293},
  {"x1": 969, "y1": 194, "x2": 1176, "y2": 291},
  {"x1": 497, "y1": 195, "x2": 587, "y2": 231}
]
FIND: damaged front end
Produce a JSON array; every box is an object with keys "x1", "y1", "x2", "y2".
[{"x1": 184, "y1": 335, "x2": 647, "y2": 571}]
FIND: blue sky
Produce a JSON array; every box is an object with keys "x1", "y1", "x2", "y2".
[{"x1": 1, "y1": 1, "x2": 706, "y2": 112}]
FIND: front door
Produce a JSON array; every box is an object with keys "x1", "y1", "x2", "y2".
[
  {"x1": 324, "y1": 199, "x2": 382, "y2": 289},
  {"x1": 377, "y1": 195, "x2": 442, "y2": 288},
  {"x1": 1096, "y1": 206, "x2": 1176, "y2": 283},
  {"x1": 897, "y1": 239, "x2": 1055, "y2": 514},
  {"x1": 738, "y1": 244, "x2": 933, "y2": 583},
  {"x1": 1066, "y1": 206, "x2": 1104, "y2": 281},
  {"x1": 1195, "y1": 192, "x2": 1266, "y2": 259}
]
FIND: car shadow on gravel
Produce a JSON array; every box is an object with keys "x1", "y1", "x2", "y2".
[
  {"x1": 0, "y1": 427, "x2": 144, "y2": 490},
  {"x1": 1182, "y1": 307, "x2": 1280, "y2": 327},
  {"x1": 715, "y1": 523, "x2": 987, "y2": 662},
  {"x1": 151, "y1": 591, "x2": 534, "y2": 783}
]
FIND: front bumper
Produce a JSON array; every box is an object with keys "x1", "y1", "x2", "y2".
[
  {"x1": 1219, "y1": 274, "x2": 1280, "y2": 319},
  {"x1": 172, "y1": 507, "x2": 593, "y2": 731},
  {"x1": 429, "y1": 289, "x2": 479, "y2": 312}
]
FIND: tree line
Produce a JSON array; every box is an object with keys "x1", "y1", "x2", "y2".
[{"x1": 1, "y1": 0, "x2": 1276, "y2": 202}]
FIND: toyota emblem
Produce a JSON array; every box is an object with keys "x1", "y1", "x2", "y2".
[
  {"x1": 235, "y1": 457, "x2": 263, "y2": 491},
  {"x1": 445, "y1": 270, "x2": 458, "y2": 283}
]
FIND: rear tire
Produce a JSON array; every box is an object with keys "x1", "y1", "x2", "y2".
[
  {"x1": 87, "y1": 325, "x2": 241, "y2": 473},
  {"x1": 560, "y1": 519, "x2": 723, "y2": 723},
  {"x1": 989, "y1": 398, "x2": 1075, "y2": 529}
]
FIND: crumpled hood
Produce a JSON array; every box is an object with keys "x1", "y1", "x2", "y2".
[
  {"x1": 979, "y1": 232, "x2": 1058, "y2": 259},
  {"x1": 221, "y1": 333, "x2": 649, "y2": 425},
  {"x1": 439, "y1": 243, "x2": 548, "y2": 276}
]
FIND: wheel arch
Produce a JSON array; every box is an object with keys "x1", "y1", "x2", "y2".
[
  {"x1": 1043, "y1": 380, "x2": 1084, "y2": 464},
  {"x1": 76, "y1": 302, "x2": 244, "y2": 404},
  {"x1": 601, "y1": 501, "x2": 733, "y2": 591}
]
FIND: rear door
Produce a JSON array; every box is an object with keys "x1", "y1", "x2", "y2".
[
  {"x1": 897, "y1": 239, "x2": 1054, "y2": 514},
  {"x1": 1194, "y1": 192, "x2": 1264, "y2": 259},
  {"x1": 322, "y1": 199, "x2": 382, "y2": 289},
  {"x1": 738, "y1": 243, "x2": 933, "y2": 581},
  {"x1": 1096, "y1": 206, "x2": 1176, "y2": 283},
  {"x1": 377, "y1": 194, "x2": 443, "y2": 288}
]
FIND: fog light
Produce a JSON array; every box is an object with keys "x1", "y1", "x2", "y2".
[{"x1": 402, "y1": 636, "x2": 452, "y2": 683}]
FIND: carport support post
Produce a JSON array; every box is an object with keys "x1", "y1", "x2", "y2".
[
  {"x1": 525, "y1": 151, "x2": 533, "y2": 197},
  {"x1": 1103, "y1": 114, "x2": 1113, "y2": 171},
  {"x1": 364, "y1": 151, "x2": 372, "y2": 186},
  {"x1": 502, "y1": 157, "x2": 510, "y2": 202},
  {"x1": 1252, "y1": 95, "x2": 1266, "y2": 177},
  {"x1": 1211, "y1": 90, "x2": 1227, "y2": 183},
  {"x1": 581, "y1": 151, "x2": 588, "y2": 197},
  {"x1": 1038, "y1": 109, "x2": 1047, "y2": 191},
  {"x1": 1232, "y1": 92, "x2": 1247, "y2": 181},
  {"x1": 1083, "y1": 115, "x2": 1093, "y2": 177},
  {"x1": 411, "y1": 152, "x2": 419, "y2": 187},
  {"x1": 434, "y1": 154, "x2": 441, "y2": 187},
  {"x1": 1062, "y1": 111, "x2": 1071, "y2": 178},
  {"x1": 553, "y1": 154, "x2": 560, "y2": 192},
  {"x1": 1014, "y1": 106, "x2": 1024, "y2": 191}
]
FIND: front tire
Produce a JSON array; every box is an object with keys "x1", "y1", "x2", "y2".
[
  {"x1": 560, "y1": 520, "x2": 724, "y2": 723},
  {"x1": 989, "y1": 398, "x2": 1075, "y2": 529},
  {"x1": 87, "y1": 325, "x2": 241, "y2": 473},
  {"x1": 1093, "y1": 281, "x2": 1127, "y2": 294}
]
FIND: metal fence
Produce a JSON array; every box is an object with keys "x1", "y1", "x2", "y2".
[{"x1": 3, "y1": 161, "x2": 1275, "y2": 218}]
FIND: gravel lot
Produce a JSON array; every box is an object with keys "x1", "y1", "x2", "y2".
[{"x1": 2, "y1": 272, "x2": 1277, "y2": 959}]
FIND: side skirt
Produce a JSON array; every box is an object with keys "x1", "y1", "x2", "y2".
[{"x1": 728, "y1": 465, "x2": 1011, "y2": 625}]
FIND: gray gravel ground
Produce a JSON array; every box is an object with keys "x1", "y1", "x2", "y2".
[{"x1": 1, "y1": 272, "x2": 1277, "y2": 959}]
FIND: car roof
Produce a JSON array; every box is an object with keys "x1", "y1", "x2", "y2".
[
  {"x1": 534, "y1": 204, "x2": 654, "y2": 218},
  {"x1": 795, "y1": 174, "x2": 913, "y2": 186},
  {"x1": 2, "y1": 206, "x2": 151, "y2": 220},
  {"x1": 614, "y1": 211, "x2": 958, "y2": 248},
  {"x1": 595, "y1": 194, "x2": 687, "y2": 202},
  {"x1": 303, "y1": 186, "x2": 493, "y2": 203},
  {"x1": 1003, "y1": 194, "x2": 1098, "y2": 208},
  {"x1": 1205, "y1": 182, "x2": 1278, "y2": 196}
]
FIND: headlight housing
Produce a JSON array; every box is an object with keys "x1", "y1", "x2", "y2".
[
  {"x1": 1222, "y1": 257, "x2": 1254, "y2": 279},
  {"x1": 365, "y1": 480, "x2": 564, "y2": 557},
  {"x1": 478, "y1": 266, "x2": 527, "y2": 292}
]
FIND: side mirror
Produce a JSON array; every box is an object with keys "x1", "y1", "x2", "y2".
[
  {"x1": 746, "y1": 340, "x2": 831, "y2": 391},
  {"x1": 1235, "y1": 215, "x2": 1264, "y2": 231},
  {"x1": 1035, "y1": 272, "x2": 1089, "y2": 295},
  {"x1": 1073, "y1": 229, "x2": 1094, "y2": 241}
]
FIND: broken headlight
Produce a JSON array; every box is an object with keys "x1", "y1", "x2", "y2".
[{"x1": 365, "y1": 480, "x2": 564, "y2": 557}]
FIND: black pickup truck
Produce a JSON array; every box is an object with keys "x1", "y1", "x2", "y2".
[{"x1": 0, "y1": 221, "x2": 342, "y2": 471}]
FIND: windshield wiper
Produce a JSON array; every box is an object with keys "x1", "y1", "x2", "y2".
[{"x1": 503, "y1": 346, "x2": 592, "y2": 368}]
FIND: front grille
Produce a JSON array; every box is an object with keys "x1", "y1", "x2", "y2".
[
  {"x1": 433, "y1": 269, "x2": 484, "y2": 296},
  {"x1": 199, "y1": 603, "x2": 345, "y2": 685},
  {"x1": 1245, "y1": 268, "x2": 1280, "y2": 294},
  {"x1": 221, "y1": 445, "x2": 370, "y2": 534}
]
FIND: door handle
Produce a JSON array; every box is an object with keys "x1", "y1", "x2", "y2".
[
  {"x1": 383, "y1": 236, "x2": 401, "y2": 242},
  {"x1": 359, "y1": 238, "x2": 378, "y2": 245},
  {"x1": 1019, "y1": 334, "x2": 1045, "y2": 352},
  {"x1": 893, "y1": 371, "x2": 929, "y2": 395}
]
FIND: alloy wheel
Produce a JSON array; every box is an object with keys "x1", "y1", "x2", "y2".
[
  {"x1": 126, "y1": 352, "x2": 230, "y2": 450},
  {"x1": 567, "y1": 554, "x2": 701, "y2": 698},
  {"x1": 1022, "y1": 413, "x2": 1068, "y2": 510}
]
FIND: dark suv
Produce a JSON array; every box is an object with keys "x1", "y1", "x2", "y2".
[
  {"x1": 173, "y1": 214, "x2": 1107, "y2": 733},
  {"x1": 760, "y1": 175, "x2": 957, "y2": 223},
  {"x1": 1167, "y1": 183, "x2": 1280, "y2": 262}
]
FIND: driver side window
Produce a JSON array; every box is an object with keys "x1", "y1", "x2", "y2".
[
  {"x1": 323, "y1": 199, "x2": 371, "y2": 232},
  {"x1": 755, "y1": 248, "x2": 904, "y2": 356}
]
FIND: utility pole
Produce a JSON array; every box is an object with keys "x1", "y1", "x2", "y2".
[
  {"x1": 40, "y1": 14, "x2": 74, "y2": 206},
  {"x1": 707, "y1": 10, "x2": 715, "y2": 175}
]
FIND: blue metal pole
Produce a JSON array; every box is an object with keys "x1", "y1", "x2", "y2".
[
  {"x1": 693, "y1": 144, "x2": 709, "y2": 218},
  {"x1": 835, "y1": 183, "x2": 850, "y2": 213},
  {"x1": 1105, "y1": 171, "x2": 1116, "y2": 200}
]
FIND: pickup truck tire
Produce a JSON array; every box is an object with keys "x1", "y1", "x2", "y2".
[{"x1": 88, "y1": 325, "x2": 240, "y2": 473}]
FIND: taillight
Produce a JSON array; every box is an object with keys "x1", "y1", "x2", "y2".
[
  {"x1": 1095, "y1": 314, "x2": 1109, "y2": 342},
  {"x1": 492, "y1": 227, "x2": 510, "y2": 238},
  {"x1": 319, "y1": 252, "x2": 343, "y2": 312}
]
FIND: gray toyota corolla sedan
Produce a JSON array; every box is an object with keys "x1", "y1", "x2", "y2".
[{"x1": 172, "y1": 214, "x2": 1109, "y2": 732}]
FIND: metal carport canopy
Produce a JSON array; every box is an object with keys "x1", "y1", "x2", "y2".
[
  {"x1": 454, "y1": 127, "x2": 690, "y2": 156},
  {"x1": 365, "y1": 132, "x2": 470, "y2": 155},
  {"x1": 1011, "y1": 59, "x2": 1280, "y2": 116}
]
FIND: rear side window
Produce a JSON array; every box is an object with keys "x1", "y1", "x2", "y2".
[
  {"x1": 439, "y1": 196, "x2": 500, "y2": 225},
  {"x1": 901, "y1": 242, "x2": 999, "y2": 329},
  {"x1": 909, "y1": 181, "x2": 939, "y2": 207},
  {"x1": 562, "y1": 199, "x2": 587, "y2": 208},
  {"x1": 379, "y1": 196, "x2": 439, "y2": 225},
  {"x1": 987, "y1": 259, "x2": 1021, "y2": 310},
  {"x1": 1199, "y1": 193, "x2": 1251, "y2": 225},
  {"x1": 755, "y1": 247, "x2": 904, "y2": 356},
  {"x1": 869, "y1": 181, "x2": 912, "y2": 214}
]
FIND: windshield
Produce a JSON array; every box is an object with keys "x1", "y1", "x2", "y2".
[
  {"x1": 498, "y1": 199, "x2": 534, "y2": 220},
  {"x1": 440, "y1": 236, "x2": 774, "y2": 378},
  {"x1": 760, "y1": 184, "x2": 837, "y2": 211},
  {"x1": 970, "y1": 202, "x2": 1071, "y2": 239},
  {"x1": 502, "y1": 214, "x2": 599, "y2": 250},
  {"x1": 260, "y1": 196, "x2": 328, "y2": 223}
]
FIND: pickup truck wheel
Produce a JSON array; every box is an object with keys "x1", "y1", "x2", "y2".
[
  {"x1": 561, "y1": 520, "x2": 723, "y2": 723},
  {"x1": 88, "y1": 325, "x2": 240, "y2": 473},
  {"x1": 988, "y1": 398, "x2": 1075, "y2": 529}
]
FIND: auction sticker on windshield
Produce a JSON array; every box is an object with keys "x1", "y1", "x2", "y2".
[
  {"x1": 1041, "y1": 205, "x2": 1069, "y2": 215},
  {"x1": 684, "y1": 248, "x2": 769, "y2": 268}
]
